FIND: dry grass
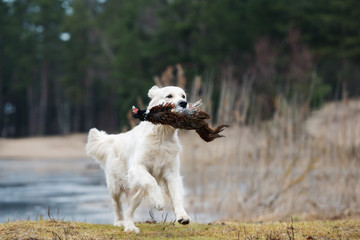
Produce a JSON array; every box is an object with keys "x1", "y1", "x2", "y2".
[
  {"x1": 1, "y1": 219, "x2": 359, "y2": 240},
  {"x1": 179, "y1": 98, "x2": 360, "y2": 222}
]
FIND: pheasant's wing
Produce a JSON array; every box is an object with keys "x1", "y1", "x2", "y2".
[
  {"x1": 175, "y1": 108, "x2": 209, "y2": 120},
  {"x1": 149, "y1": 103, "x2": 175, "y2": 114},
  {"x1": 194, "y1": 110, "x2": 210, "y2": 120},
  {"x1": 190, "y1": 99, "x2": 202, "y2": 109},
  {"x1": 187, "y1": 100, "x2": 209, "y2": 120},
  {"x1": 146, "y1": 103, "x2": 178, "y2": 125}
]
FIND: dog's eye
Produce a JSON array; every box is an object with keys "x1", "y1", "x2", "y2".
[
  {"x1": 166, "y1": 94, "x2": 173, "y2": 98},
  {"x1": 182, "y1": 95, "x2": 186, "y2": 99}
]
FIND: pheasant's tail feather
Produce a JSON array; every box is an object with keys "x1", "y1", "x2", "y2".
[
  {"x1": 213, "y1": 124, "x2": 229, "y2": 133},
  {"x1": 195, "y1": 124, "x2": 229, "y2": 142}
]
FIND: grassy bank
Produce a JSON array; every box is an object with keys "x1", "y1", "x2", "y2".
[{"x1": 1, "y1": 219, "x2": 359, "y2": 240}]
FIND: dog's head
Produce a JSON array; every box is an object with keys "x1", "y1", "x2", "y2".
[{"x1": 147, "y1": 85, "x2": 187, "y2": 110}]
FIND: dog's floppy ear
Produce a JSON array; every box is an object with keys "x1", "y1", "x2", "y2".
[{"x1": 148, "y1": 85, "x2": 160, "y2": 99}]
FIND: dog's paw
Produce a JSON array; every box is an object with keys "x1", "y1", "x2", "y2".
[
  {"x1": 124, "y1": 222, "x2": 140, "y2": 233},
  {"x1": 114, "y1": 220, "x2": 124, "y2": 227},
  {"x1": 124, "y1": 226, "x2": 140, "y2": 233},
  {"x1": 177, "y1": 214, "x2": 191, "y2": 225}
]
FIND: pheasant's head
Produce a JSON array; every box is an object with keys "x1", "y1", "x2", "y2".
[{"x1": 132, "y1": 106, "x2": 147, "y2": 121}]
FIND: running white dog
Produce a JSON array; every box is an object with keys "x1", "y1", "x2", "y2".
[{"x1": 86, "y1": 85, "x2": 191, "y2": 233}]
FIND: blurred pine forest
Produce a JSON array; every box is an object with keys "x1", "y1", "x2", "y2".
[{"x1": 1, "y1": 0, "x2": 360, "y2": 137}]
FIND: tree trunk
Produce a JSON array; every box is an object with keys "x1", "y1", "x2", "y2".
[
  {"x1": 27, "y1": 85, "x2": 37, "y2": 136},
  {"x1": 84, "y1": 67, "x2": 94, "y2": 131},
  {"x1": 83, "y1": 27, "x2": 97, "y2": 131},
  {"x1": 54, "y1": 65, "x2": 70, "y2": 134},
  {"x1": 0, "y1": 44, "x2": 3, "y2": 136},
  {"x1": 38, "y1": 59, "x2": 48, "y2": 135},
  {"x1": 73, "y1": 103, "x2": 81, "y2": 132}
]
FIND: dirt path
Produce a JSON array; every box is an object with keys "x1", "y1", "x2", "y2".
[{"x1": 0, "y1": 134, "x2": 88, "y2": 159}]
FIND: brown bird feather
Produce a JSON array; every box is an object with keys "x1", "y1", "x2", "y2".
[{"x1": 132, "y1": 103, "x2": 229, "y2": 142}]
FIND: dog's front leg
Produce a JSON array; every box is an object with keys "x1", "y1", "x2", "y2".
[
  {"x1": 128, "y1": 165, "x2": 164, "y2": 210},
  {"x1": 164, "y1": 168, "x2": 191, "y2": 225}
]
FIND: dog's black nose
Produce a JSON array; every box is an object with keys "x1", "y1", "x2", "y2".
[{"x1": 178, "y1": 100, "x2": 187, "y2": 108}]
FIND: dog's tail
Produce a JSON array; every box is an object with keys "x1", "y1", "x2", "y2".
[{"x1": 86, "y1": 128, "x2": 115, "y2": 168}]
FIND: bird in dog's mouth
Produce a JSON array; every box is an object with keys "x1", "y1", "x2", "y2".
[{"x1": 132, "y1": 100, "x2": 229, "y2": 142}]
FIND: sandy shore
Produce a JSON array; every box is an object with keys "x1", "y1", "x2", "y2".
[{"x1": 0, "y1": 134, "x2": 89, "y2": 159}]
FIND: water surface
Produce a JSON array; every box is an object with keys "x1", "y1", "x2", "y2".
[
  {"x1": 0, "y1": 159, "x2": 114, "y2": 223},
  {"x1": 0, "y1": 158, "x2": 210, "y2": 224}
]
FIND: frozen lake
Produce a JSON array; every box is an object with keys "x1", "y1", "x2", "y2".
[
  {"x1": 0, "y1": 159, "x2": 113, "y2": 223},
  {"x1": 0, "y1": 158, "x2": 187, "y2": 224}
]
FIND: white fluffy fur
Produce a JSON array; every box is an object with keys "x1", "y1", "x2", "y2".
[{"x1": 86, "y1": 86, "x2": 190, "y2": 233}]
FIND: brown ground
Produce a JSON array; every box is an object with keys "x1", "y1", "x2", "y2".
[{"x1": 0, "y1": 134, "x2": 88, "y2": 159}]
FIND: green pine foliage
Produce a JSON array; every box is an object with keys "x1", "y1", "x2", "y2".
[{"x1": 0, "y1": 0, "x2": 359, "y2": 136}]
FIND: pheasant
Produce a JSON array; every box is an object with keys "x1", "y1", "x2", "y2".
[{"x1": 132, "y1": 101, "x2": 228, "y2": 142}]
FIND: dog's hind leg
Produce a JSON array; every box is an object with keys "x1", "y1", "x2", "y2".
[
  {"x1": 111, "y1": 192, "x2": 124, "y2": 227},
  {"x1": 123, "y1": 191, "x2": 142, "y2": 233}
]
